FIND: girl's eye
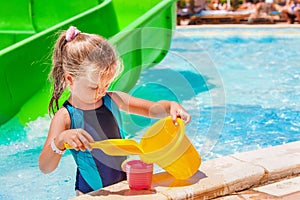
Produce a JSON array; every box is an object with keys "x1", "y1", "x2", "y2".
[{"x1": 90, "y1": 86, "x2": 99, "y2": 90}]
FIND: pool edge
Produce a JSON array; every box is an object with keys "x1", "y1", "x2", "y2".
[
  {"x1": 71, "y1": 141, "x2": 300, "y2": 199},
  {"x1": 176, "y1": 24, "x2": 300, "y2": 29}
]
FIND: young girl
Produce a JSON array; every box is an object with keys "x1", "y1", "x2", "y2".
[{"x1": 38, "y1": 26, "x2": 191, "y2": 195}]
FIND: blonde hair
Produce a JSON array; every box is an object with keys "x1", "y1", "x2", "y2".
[{"x1": 48, "y1": 27, "x2": 122, "y2": 114}]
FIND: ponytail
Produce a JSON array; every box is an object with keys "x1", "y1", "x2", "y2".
[{"x1": 48, "y1": 32, "x2": 67, "y2": 115}]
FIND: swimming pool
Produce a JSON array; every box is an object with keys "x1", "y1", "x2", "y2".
[{"x1": 1, "y1": 26, "x2": 300, "y2": 199}]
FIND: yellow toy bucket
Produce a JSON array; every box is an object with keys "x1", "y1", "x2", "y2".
[{"x1": 139, "y1": 117, "x2": 201, "y2": 180}]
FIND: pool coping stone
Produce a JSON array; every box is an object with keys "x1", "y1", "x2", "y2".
[{"x1": 71, "y1": 141, "x2": 300, "y2": 200}]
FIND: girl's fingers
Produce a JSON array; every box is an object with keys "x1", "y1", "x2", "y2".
[
  {"x1": 170, "y1": 109, "x2": 179, "y2": 125},
  {"x1": 65, "y1": 129, "x2": 86, "y2": 151},
  {"x1": 181, "y1": 111, "x2": 191, "y2": 124},
  {"x1": 77, "y1": 129, "x2": 93, "y2": 151},
  {"x1": 68, "y1": 139, "x2": 82, "y2": 151},
  {"x1": 173, "y1": 108, "x2": 191, "y2": 125},
  {"x1": 80, "y1": 129, "x2": 95, "y2": 143},
  {"x1": 182, "y1": 113, "x2": 192, "y2": 124},
  {"x1": 169, "y1": 102, "x2": 191, "y2": 125}
]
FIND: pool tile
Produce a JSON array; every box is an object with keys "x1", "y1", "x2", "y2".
[
  {"x1": 253, "y1": 176, "x2": 300, "y2": 197},
  {"x1": 214, "y1": 190, "x2": 282, "y2": 199},
  {"x1": 153, "y1": 156, "x2": 265, "y2": 199},
  {"x1": 282, "y1": 191, "x2": 300, "y2": 200},
  {"x1": 71, "y1": 182, "x2": 168, "y2": 200},
  {"x1": 230, "y1": 141, "x2": 300, "y2": 183}
]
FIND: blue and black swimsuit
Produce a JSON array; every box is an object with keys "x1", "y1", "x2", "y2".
[{"x1": 63, "y1": 93, "x2": 127, "y2": 194}]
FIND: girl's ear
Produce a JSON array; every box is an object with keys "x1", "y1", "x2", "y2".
[{"x1": 64, "y1": 73, "x2": 74, "y2": 86}]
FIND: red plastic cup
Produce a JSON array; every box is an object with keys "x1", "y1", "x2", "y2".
[{"x1": 122, "y1": 160, "x2": 153, "y2": 190}]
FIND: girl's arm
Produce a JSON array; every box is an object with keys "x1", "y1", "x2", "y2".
[
  {"x1": 38, "y1": 108, "x2": 94, "y2": 174},
  {"x1": 110, "y1": 91, "x2": 191, "y2": 124}
]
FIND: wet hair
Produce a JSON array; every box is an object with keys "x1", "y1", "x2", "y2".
[{"x1": 48, "y1": 27, "x2": 122, "y2": 115}]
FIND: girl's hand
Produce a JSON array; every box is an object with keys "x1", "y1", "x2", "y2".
[
  {"x1": 57, "y1": 129, "x2": 94, "y2": 151},
  {"x1": 169, "y1": 102, "x2": 191, "y2": 125}
]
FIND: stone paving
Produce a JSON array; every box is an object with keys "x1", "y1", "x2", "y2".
[
  {"x1": 216, "y1": 176, "x2": 300, "y2": 199},
  {"x1": 72, "y1": 141, "x2": 300, "y2": 200}
]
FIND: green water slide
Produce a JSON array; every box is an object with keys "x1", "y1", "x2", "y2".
[{"x1": 0, "y1": 0, "x2": 177, "y2": 125}]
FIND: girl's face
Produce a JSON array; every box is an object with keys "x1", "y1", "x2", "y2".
[{"x1": 67, "y1": 66, "x2": 116, "y2": 105}]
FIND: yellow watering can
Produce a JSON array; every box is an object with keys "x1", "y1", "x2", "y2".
[
  {"x1": 139, "y1": 117, "x2": 201, "y2": 180},
  {"x1": 65, "y1": 117, "x2": 201, "y2": 180}
]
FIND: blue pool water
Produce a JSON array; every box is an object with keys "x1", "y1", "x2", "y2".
[{"x1": 1, "y1": 27, "x2": 300, "y2": 199}]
